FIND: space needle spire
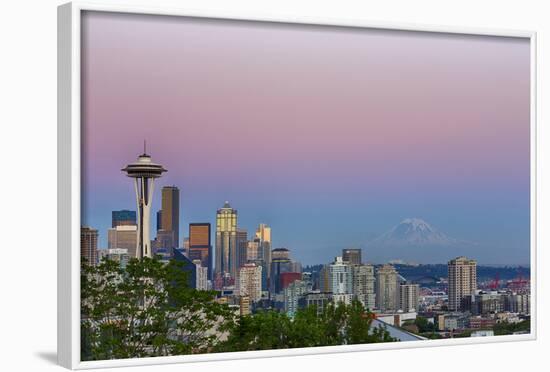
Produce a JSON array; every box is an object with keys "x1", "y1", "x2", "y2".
[{"x1": 122, "y1": 144, "x2": 167, "y2": 259}]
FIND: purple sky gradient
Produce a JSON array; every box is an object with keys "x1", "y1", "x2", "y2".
[{"x1": 81, "y1": 11, "x2": 530, "y2": 265}]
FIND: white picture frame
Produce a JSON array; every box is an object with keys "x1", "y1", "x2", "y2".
[{"x1": 58, "y1": 1, "x2": 537, "y2": 369}]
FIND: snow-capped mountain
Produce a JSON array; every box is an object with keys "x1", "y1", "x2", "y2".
[{"x1": 371, "y1": 218, "x2": 458, "y2": 247}]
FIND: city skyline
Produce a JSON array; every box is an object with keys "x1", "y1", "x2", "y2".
[{"x1": 81, "y1": 11, "x2": 530, "y2": 265}]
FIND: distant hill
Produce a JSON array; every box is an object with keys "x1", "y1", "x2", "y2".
[
  {"x1": 303, "y1": 263, "x2": 530, "y2": 282},
  {"x1": 390, "y1": 263, "x2": 529, "y2": 282}
]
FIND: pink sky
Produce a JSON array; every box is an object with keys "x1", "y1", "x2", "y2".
[{"x1": 81, "y1": 11, "x2": 530, "y2": 264}]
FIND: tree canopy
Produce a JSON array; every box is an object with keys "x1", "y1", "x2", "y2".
[{"x1": 81, "y1": 257, "x2": 395, "y2": 361}]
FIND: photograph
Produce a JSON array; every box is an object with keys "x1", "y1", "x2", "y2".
[{"x1": 78, "y1": 10, "x2": 532, "y2": 362}]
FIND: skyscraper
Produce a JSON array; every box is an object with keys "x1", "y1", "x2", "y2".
[
  {"x1": 270, "y1": 248, "x2": 292, "y2": 294},
  {"x1": 173, "y1": 248, "x2": 197, "y2": 289},
  {"x1": 238, "y1": 263, "x2": 262, "y2": 302},
  {"x1": 376, "y1": 264, "x2": 399, "y2": 312},
  {"x1": 318, "y1": 265, "x2": 330, "y2": 292},
  {"x1": 399, "y1": 283, "x2": 420, "y2": 312},
  {"x1": 122, "y1": 148, "x2": 166, "y2": 259},
  {"x1": 81, "y1": 226, "x2": 98, "y2": 266},
  {"x1": 106, "y1": 248, "x2": 130, "y2": 269},
  {"x1": 236, "y1": 228, "x2": 248, "y2": 270},
  {"x1": 156, "y1": 210, "x2": 162, "y2": 231},
  {"x1": 152, "y1": 229, "x2": 176, "y2": 257},
  {"x1": 189, "y1": 223, "x2": 212, "y2": 280},
  {"x1": 246, "y1": 239, "x2": 260, "y2": 262},
  {"x1": 352, "y1": 264, "x2": 376, "y2": 310},
  {"x1": 193, "y1": 259, "x2": 209, "y2": 291},
  {"x1": 255, "y1": 224, "x2": 272, "y2": 279},
  {"x1": 111, "y1": 210, "x2": 136, "y2": 228},
  {"x1": 160, "y1": 185, "x2": 180, "y2": 249},
  {"x1": 107, "y1": 225, "x2": 138, "y2": 258},
  {"x1": 342, "y1": 248, "x2": 362, "y2": 265},
  {"x1": 215, "y1": 201, "x2": 238, "y2": 281},
  {"x1": 327, "y1": 256, "x2": 353, "y2": 295},
  {"x1": 284, "y1": 280, "x2": 308, "y2": 316},
  {"x1": 448, "y1": 256, "x2": 477, "y2": 311}
]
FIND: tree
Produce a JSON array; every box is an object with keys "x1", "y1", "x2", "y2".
[
  {"x1": 493, "y1": 320, "x2": 530, "y2": 336},
  {"x1": 415, "y1": 316, "x2": 436, "y2": 333},
  {"x1": 81, "y1": 257, "x2": 235, "y2": 361},
  {"x1": 216, "y1": 299, "x2": 395, "y2": 352},
  {"x1": 82, "y1": 258, "x2": 396, "y2": 361}
]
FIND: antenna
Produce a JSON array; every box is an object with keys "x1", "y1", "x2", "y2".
[{"x1": 143, "y1": 139, "x2": 146, "y2": 155}]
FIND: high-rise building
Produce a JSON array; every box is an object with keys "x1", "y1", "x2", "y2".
[
  {"x1": 122, "y1": 148, "x2": 166, "y2": 259},
  {"x1": 215, "y1": 201, "x2": 238, "y2": 282},
  {"x1": 270, "y1": 248, "x2": 292, "y2": 294},
  {"x1": 238, "y1": 263, "x2": 262, "y2": 302},
  {"x1": 465, "y1": 291, "x2": 505, "y2": 315},
  {"x1": 160, "y1": 186, "x2": 180, "y2": 249},
  {"x1": 111, "y1": 210, "x2": 136, "y2": 228},
  {"x1": 505, "y1": 293, "x2": 530, "y2": 314},
  {"x1": 300, "y1": 291, "x2": 333, "y2": 315},
  {"x1": 332, "y1": 293, "x2": 354, "y2": 305},
  {"x1": 108, "y1": 225, "x2": 138, "y2": 258},
  {"x1": 152, "y1": 229, "x2": 176, "y2": 257},
  {"x1": 188, "y1": 223, "x2": 212, "y2": 280},
  {"x1": 448, "y1": 256, "x2": 477, "y2": 311},
  {"x1": 301, "y1": 272, "x2": 314, "y2": 292},
  {"x1": 399, "y1": 283, "x2": 420, "y2": 312},
  {"x1": 174, "y1": 249, "x2": 197, "y2": 289},
  {"x1": 81, "y1": 226, "x2": 98, "y2": 266},
  {"x1": 156, "y1": 210, "x2": 162, "y2": 231},
  {"x1": 255, "y1": 224, "x2": 272, "y2": 279},
  {"x1": 193, "y1": 259, "x2": 209, "y2": 291},
  {"x1": 280, "y1": 272, "x2": 302, "y2": 291},
  {"x1": 284, "y1": 280, "x2": 308, "y2": 316},
  {"x1": 246, "y1": 240, "x2": 260, "y2": 262},
  {"x1": 318, "y1": 265, "x2": 330, "y2": 292},
  {"x1": 376, "y1": 264, "x2": 399, "y2": 312},
  {"x1": 106, "y1": 248, "x2": 130, "y2": 268},
  {"x1": 327, "y1": 256, "x2": 353, "y2": 295},
  {"x1": 342, "y1": 248, "x2": 362, "y2": 265},
  {"x1": 240, "y1": 296, "x2": 251, "y2": 316},
  {"x1": 182, "y1": 237, "x2": 190, "y2": 254},
  {"x1": 352, "y1": 264, "x2": 376, "y2": 310},
  {"x1": 236, "y1": 228, "x2": 248, "y2": 270}
]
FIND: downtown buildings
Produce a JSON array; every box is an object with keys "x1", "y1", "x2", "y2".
[
  {"x1": 83, "y1": 150, "x2": 527, "y2": 333},
  {"x1": 215, "y1": 202, "x2": 238, "y2": 284},
  {"x1": 81, "y1": 226, "x2": 98, "y2": 266},
  {"x1": 353, "y1": 264, "x2": 376, "y2": 310},
  {"x1": 112, "y1": 210, "x2": 136, "y2": 227},
  {"x1": 375, "y1": 264, "x2": 399, "y2": 312},
  {"x1": 108, "y1": 225, "x2": 138, "y2": 258},
  {"x1": 158, "y1": 185, "x2": 180, "y2": 250},
  {"x1": 342, "y1": 248, "x2": 362, "y2": 265},
  {"x1": 448, "y1": 256, "x2": 477, "y2": 311},
  {"x1": 188, "y1": 223, "x2": 213, "y2": 280},
  {"x1": 238, "y1": 263, "x2": 263, "y2": 302}
]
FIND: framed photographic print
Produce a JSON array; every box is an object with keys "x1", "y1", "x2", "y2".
[{"x1": 57, "y1": 1, "x2": 537, "y2": 369}]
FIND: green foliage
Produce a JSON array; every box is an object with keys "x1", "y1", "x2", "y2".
[
  {"x1": 493, "y1": 320, "x2": 530, "y2": 336},
  {"x1": 215, "y1": 300, "x2": 395, "y2": 352},
  {"x1": 82, "y1": 258, "x2": 396, "y2": 361},
  {"x1": 81, "y1": 257, "x2": 235, "y2": 361},
  {"x1": 414, "y1": 316, "x2": 436, "y2": 333},
  {"x1": 453, "y1": 330, "x2": 473, "y2": 338},
  {"x1": 421, "y1": 332, "x2": 443, "y2": 339}
]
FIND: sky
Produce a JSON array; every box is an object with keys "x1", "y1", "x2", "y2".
[{"x1": 81, "y1": 11, "x2": 531, "y2": 265}]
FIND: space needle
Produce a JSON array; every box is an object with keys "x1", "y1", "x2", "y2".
[{"x1": 122, "y1": 142, "x2": 167, "y2": 259}]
